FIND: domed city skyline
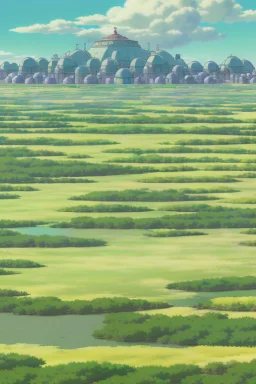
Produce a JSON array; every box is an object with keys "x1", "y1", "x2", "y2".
[{"x1": 0, "y1": 27, "x2": 255, "y2": 85}]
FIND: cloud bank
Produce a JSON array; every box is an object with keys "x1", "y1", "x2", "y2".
[{"x1": 10, "y1": 0, "x2": 256, "y2": 49}]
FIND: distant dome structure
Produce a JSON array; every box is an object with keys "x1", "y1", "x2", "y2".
[
  {"x1": 197, "y1": 72, "x2": 208, "y2": 84},
  {"x1": 86, "y1": 58, "x2": 101, "y2": 75},
  {"x1": 111, "y1": 50, "x2": 130, "y2": 68},
  {"x1": 9, "y1": 72, "x2": 18, "y2": 79},
  {"x1": 166, "y1": 72, "x2": 179, "y2": 84},
  {"x1": 204, "y1": 61, "x2": 219, "y2": 74},
  {"x1": 1, "y1": 61, "x2": 11, "y2": 76},
  {"x1": 44, "y1": 76, "x2": 57, "y2": 84},
  {"x1": 12, "y1": 74, "x2": 25, "y2": 84},
  {"x1": 114, "y1": 68, "x2": 134, "y2": 84},
  {"x1": 75, "y1": 65, "x2": 89, "y2": 84},
  {"x1": 9, "y1": 63, "x2": 18, "y2": 73},
  {"x1": 223, "y1": 55, "x2": 244, "y2": 74},
  {"x1": 68, "y1": 46, "x2": 91, "y2": 67},
  {"x1": 130, "y1": 57, "x2": 146, "y2": 75},
  {"x1": 48, "y1": 54, "x2": 59, "y2": 74},
  {"x1": 5, "y1": 76, "x2": 12, "y2": 84},
  {"x1": 56, "y1": 56, "x2": 75, "y2": 74},
  {"x1": 25, "y1": 77, "x2": 35, "y2": 84},
  {"x1": 100, "y1": 58, "x2": 119, "y2": 76},
  {"x1": 33, "y1": 72, "x2": 44, "y2": 84},
  {"x1": 242, "y1": 60, "x2": 255, "y2": 74},
  {"x1": 89, "y1": 27, "x2": 150, "y2": 63},
  {"x1": 239, "y1": 74, "x2": 249, "y2": 84},
  {"x1": 19, "y1": 57, "x2": 39, "y2": 77},
  {"x1": 175, "y1": 55, "x2": 189, "y2": 74},
  {"x1": 155, "y1": 75, "x2": 165, "y2": 84},
  {"x1": 84, "y1": 74, "x2": 99, "y2": 84},
  {"x1": 134, "y1": 76, "x2": 145, "y2": 84},
  {"x1": 63, "y1": 76, "x2": 75, "y2": 84},
  {"x1": 184, "y1": 75, "x2": 197, "y2": 84},
  {"x1": 188, "y1": 61, "x2": 204, "y2": 75},
  {"x1": 144, "y1": 54, "x2": 165, "y2": 82},
  {"x1": 204, "y1": 76, "x2": 217, "y2": 84},
  {"x1": 37, "y1": 57, "x2": 49, "y2": 73},
  {"x1": 155, "y1": 50, "x2": 176, "y2": 74},
  {"x1": 172, "y1": 65, "x2": 185, "y2": 79}
]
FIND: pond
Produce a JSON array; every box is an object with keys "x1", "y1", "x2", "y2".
[{"x1": 0, "y1": 313, "x2": 186, "y2": 349}]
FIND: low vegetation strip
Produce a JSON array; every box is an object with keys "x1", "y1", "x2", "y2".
[
  {"x1": 69, "y1": 188, "x2": 236, "y2": 202},
  {"x1": 0, "y1": 297, "x2": 170, "y2": 316},
  {"x1": 0, "y1": 185, "x2": 38, "y2": 191},
  {"x1": 0, "y1": 231, "x2": 106, "y2": 248},
  {"x1": 0, "y1": 269, "x2": 17, "y2": 275},
  {"x1": 197, "y1": 297, "x2": 256, "y2": 311},
  {"x1": 94, "y1": 312, "x2": 256, "y2": 347},
  {"x1": 3, "y1": 355, "x2": 256, "y2": 384},
  {"x1": 0, "y1": 158, "x2": 190, "y2": 182},
  {"x1": 145, "y1": 229, "x2": 207, "y2": 238},
  {"x1": 107, "y1": 155, "x2": 256, "y2": 164},
  {"x1": 0, "y1": 220, "x2": 44, "y2": 228},
  {"x1": 60, "y1": 204, "x2": 153, "y2": 213},
  {"x1": 0, "y1": 194, "x2": 20, "y2": 199},
  {"x1": 0, "y1": 289, "x2": 28, "y2": 297},
  {"x1": 176, "y1": 137, "x2": 256, "y2": 146},
  {"x1": 52, "y1": 208, "x2": 256, "y2": 230},
  {"x1": 0, "y1": 147, "x2": 65, "y2": 157},
  {"x1": 138, "y1": 176, "x2": 238, "y2": 183},
  {"x1": 0, "y1": 259, "x2": 45, "y2": 268},
  {"x1": 240, "y1": 241, "x2": 256, "y2": 246},
  {"x1": 104, "y1": 146, "x2": 256, "y2": 155},
  {"x1": 0, "y1": 137, "x2": 118, "y2": 146},
  {"x1": 167, "y1": 276, "x2": 256, "y2": 292}
]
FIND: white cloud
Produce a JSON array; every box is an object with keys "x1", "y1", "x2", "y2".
[
  {"x1": 0, "y1": 51, "x2": 12, "y2": 58},
  {"x1": 9, "y1": 0, "x2": 256, "y2": 49}
]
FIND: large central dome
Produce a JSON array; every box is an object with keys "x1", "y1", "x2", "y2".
[{"x1": 89, "y1": 28, "x2": 150, "y2": 65}]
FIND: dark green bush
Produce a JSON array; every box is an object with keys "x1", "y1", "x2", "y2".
[
  {"x1": 60, "y1": 204, "x2": 153, "y2": 213},
  {"x1": 145, "y1": 230, "x2": 207, "y2": 238},
  {"x1": 167, "y1": 276, "x2": 256, "y2": 292},
  {"x1": 0, "y1": 289, "x2": 29, "y2": 297},
  {"x1": 0, "y1": 296, "x2": 170, "y2": 316},
  {"x1": 0, "y1": 194, "x2": 20, "y2": 199},
  {"x1": 93, "y1": 312, "x2": 256, "y2": 347},
  {"x1": 0, "y1": 259, "x2": 45, "y2": 268},
  {"x1": 69, "y1": 188, "x2": 235, "y2": 202}
]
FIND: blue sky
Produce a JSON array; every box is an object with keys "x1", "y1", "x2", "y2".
[{"x1": 1, "y1": 0, "x2": 256, "y2": 65}]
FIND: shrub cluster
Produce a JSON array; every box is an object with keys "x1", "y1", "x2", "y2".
[
  {"x1": 0, "y1": 157, "x2": 179, "y2": 183},
  {"x1": 105, "y1": 146, "x2": 256, "y2": 155},
  {"x1": 3, "y1": 354, "x2": 256, "y2": 384},
  {"x1": 106, "y1": 155, "x2": 251, "y2": 164},
  {"x1": 0, "y1": 269, "x2": 17, "y2": 276},
  {"x1": 0, "y1": 147, "x2": 65, "y2": 158},
  {"x1": 0, "y1": 137, "x2": 118, "y2": 146},
  {"x1": 53, "y1": 207, "x2": 256, "y2": 230},
  {"x1": 70, "y1": 188, "x2": 235, "y2": 202},
  {"x1": 0, "y1": 289, "x2": 29, "y2": 297},
  {"x1": 197, "y1": 297, "x2": 256, "y2": 312},
  {"x1": 0, "y1": 185, "x2": 38, "y2": 191},
  {"x1": 94, "y1": 312, "x2": 256, "y2": 347},
  {"x1": 0, "y1": 259, "x2": 45, "y2": 268},
  {"x1": 0, "y1": 231, "x2": 106, "y2": 248},
  {"x1": 0, "y1": 220, "x2": 44, "y2": 228},
  {"x1": 60, "y1": 204, "x2": 153, "y2": 213},
  {"x1": 138, "y1": 176, "x2": 238, "y2": 183},
  {"x1": 167, "y1": 276, "x2": 256, "y2": 292},
  {"x1": 0, "y1": 296, "x2": 170, "y2": 316},
  {"x1": 145, "y1": 229, "x2": 206, "y2": 238},
  {"x1": 0, "y1": 194, "x2": 20, "y2": 199}
]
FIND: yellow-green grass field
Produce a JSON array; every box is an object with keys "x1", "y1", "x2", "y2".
[{"x1": 2, "y1": 84, "x2": 256, "y2": 367}]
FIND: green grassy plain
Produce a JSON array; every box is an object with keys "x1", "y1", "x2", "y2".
[{"x1": 2, "y1": 84, "x2": 256, "y2": 367}]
